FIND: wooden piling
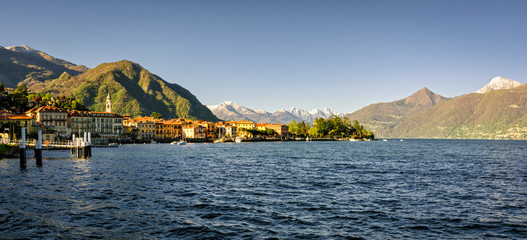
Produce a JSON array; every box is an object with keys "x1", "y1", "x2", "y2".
[
  {"x1": 35, "y1": 130, "x2": 43, "y2": 166},
  {"x1": 19, "y1": 127, "x2": 26, "y2": 169}
]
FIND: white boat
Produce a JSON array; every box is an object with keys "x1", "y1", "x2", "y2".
[
  {"x1": 350, "y1": 138, "x2": 359, "y2": 141},
  {"x1": 170, "y1": 141, "x2": 177, "y2": 145},
  {"x1": 383, "y1": 139, "x2": 388, "y2": 142},
  {"x1": 235, "y1": 137, "x2": 243, "y2": 143}
]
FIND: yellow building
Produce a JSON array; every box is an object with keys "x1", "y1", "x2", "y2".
[
  {"x1": 256, "y1": 123, "x2": 270, "y2": 131},
  {"x1": 156, "y1": 118, "x2": 188, "y2": 139},
  {"x1": 124, "y1": 117, "x2": 156, "y2": 139},
  {"x1": 237, "y1": 120, "x2": 255, "y2": 139},
  {"x1": 182, "y1": 124, "x2": 206, "y2": 139}
]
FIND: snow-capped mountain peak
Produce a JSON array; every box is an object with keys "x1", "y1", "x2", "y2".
[
  {"x1": 208, "y1": 101, "x2": 343, "y2": 124},
  {"x1": 308, "y1": 108, "x2": 343, "y2": 118},
  {"x1": 6, "y1": 45, "x2": 37, "y2": 52},
  {"x1": 476, "y1": 76, "x2": 522, "y2": 94}
]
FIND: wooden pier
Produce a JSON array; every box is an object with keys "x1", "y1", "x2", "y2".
[{"x1": 7, "y1": 128, "x2": 117, "y2": 169}]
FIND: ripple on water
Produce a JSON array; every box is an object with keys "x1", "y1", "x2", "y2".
[{"x1": 0, "y1": 140, "x2": 526, "y2": 239}]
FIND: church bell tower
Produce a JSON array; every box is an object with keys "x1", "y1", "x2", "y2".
[{"x1": 105, "y1": 93, "x2": 112, "y2": 113}]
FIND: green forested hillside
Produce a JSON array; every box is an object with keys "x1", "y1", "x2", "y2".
[
  {"x1": 26, "y1": 60, "x2": 219, "y2": 121},
  {"x1": 345, "y1": 87, "x2": 449, "y2": 137},
  {"x1": 390, "y1": 85, "x2": 527, "y2": 139}
]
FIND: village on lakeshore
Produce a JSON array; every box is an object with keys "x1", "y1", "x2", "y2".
[{"x1": 0, "y1": 86, "x2": 375, "y2": 147}]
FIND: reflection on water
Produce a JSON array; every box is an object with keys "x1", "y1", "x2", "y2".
[{"x1": 0, "y1": 139, "x2": 526, "y2": 239}]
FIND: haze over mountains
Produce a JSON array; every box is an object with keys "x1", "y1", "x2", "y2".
[{"x1": 208, "y1": 101, "x2": 343, "y2": 124}]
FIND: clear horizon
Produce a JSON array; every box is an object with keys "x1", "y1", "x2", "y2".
[{"x1": 2, "y1": 0, "x2": 526, "y2": 113}]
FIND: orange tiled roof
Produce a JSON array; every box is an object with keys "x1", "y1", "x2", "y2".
[
  {"x1": 34, "y1": 106, "x2": 68, "y2": 113},
  {"x1": 0, "y1": 113, "x2": 33, "y2": 120},
  {"x1": 237, "y1": 120, "x2": 255, "y2": 124}
]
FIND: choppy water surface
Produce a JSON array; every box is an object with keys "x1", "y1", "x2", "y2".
[{"x1": 1, "y1": 139, "x2": 526, "y2": 239}]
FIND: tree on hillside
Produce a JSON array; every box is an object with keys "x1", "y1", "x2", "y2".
[{"x1": 151, "y1": 112, "x2": 162, "y2": 119}]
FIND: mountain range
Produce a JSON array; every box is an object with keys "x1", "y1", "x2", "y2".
[
  {"x1": 0, "y1": 45, "x2": 218, "y2": 121},
  {"x1": 207, "y1": 101, "x2": 343, "y2": 124},
  {"x1": 0, "y1": 45, "x2": 88, "y2": 88},
  {"x1": 346, "y1": 76, "x2": 527, "y2": 139},
  {"x1": 344, "y1": 87, "x2": 450, "y2": 137},
  {"x1": 2, "y1": 45, "x2": 526, "y2": 139}
]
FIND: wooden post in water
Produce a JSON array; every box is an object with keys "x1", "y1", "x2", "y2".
[
  {"x1": 71, "y1": 134, "x2": 76, "y2": 155},
  {"x1": 19, "y1": 127, "x2": 26, "y2": 169},
  {"x1": 82, "y1": 132, "x2": 87, "y2": 158},
  {"x1": 35, "y1": 130, "x2": 43, "y2": 166},
  {"x1": 76, "y1": 138, "x2": 82, "y2": 158},
  {"x1": 87, "y1": 132, "x2": 92, "y2": 157}
]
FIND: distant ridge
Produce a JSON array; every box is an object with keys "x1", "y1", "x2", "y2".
[
  {"x1": 0, "y1": 45, "x2": 88, "y2": 87},
  {"x1": 345, "y1": 76, "x2": 527, "y2": 139},
  {"x1": 344, "y1": 87, "x2": 449, "y2": 137},
  {"x1": 208, "y1": 101, "x2": 343, "y2": 124},
  {"x1": 391, "y1": 82, "x2": 527, "y2": 139}
]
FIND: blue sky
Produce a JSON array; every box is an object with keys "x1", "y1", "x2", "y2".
[{"x1": 2, "y1": 0, "x2": 527, "y2": 113}]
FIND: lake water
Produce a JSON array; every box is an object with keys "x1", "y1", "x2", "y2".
[{"x1": 0, "y1": 139, "x2": 526, "y2": 239}]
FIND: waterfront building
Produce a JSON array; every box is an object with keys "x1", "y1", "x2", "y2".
[
  {"x1": 215, "y1": 122, "x2": 227, "y2": 139},
  {"x1": 124, "y1": 116, "x2": 156, "y2": 139},
  {"x1": 266, "y1": 124, "x2": 290, "y2": 138},
  {"x1": 182, "y1": 123, "x2": 206, "y2": 139},
  {"x1": 237, "y1": 120, "x2": 256, "y2": 138},
  {"x1": 0, "y1": 111, "x2": 35, "y2": 140},
  {"x1": 154, "y1": 120, "x2": 164, "y2": 139},
  {"x1": 26, "y1": 106, "x2": 69, "y2": 137},
  {"x1": 196, "y1": 120, "x2": 216, "y2": 139},
  {"x1": 90, "y1": 112, "x2": 123, "y2": 138},
  {"x1": 256, "y1": 123, "x2": 270, "y2": 131},
  {"x1": 68, "y1": 110, "x2": 123, "y2": 138},
  {"x1": 225, "y1": 125, "x2": 237, "y2": 138},
  {"x1": 69, "y1": 110, "x2": 92, "y2": 137}
]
